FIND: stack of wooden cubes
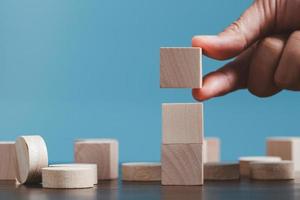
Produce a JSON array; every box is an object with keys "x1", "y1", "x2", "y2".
[{"x1": 160, "y1": 47, "x2": 204, "y2": 185}]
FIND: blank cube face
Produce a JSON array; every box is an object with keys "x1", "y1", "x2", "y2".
[
  {"x1": 162, "y1": 143, "x2": 203, "y2": 185},
  {"x1": 75, "y1": 141, "x2": 119, "y2": 180},
  {"x1": 203, "y1": 137, "x2": 220, "y2": 163},
  {"x1": 267, "y1": 140, "x2": 292, "y2": 160},
  {"x1": 160, "y1": 48, "x2": 202, "y2": 88},
  {"x1": 0, "y1": 142, "x2": 16, "y2": 180},
  {"x1": 162, "y1": 103, "x2": 203, "y2": 144},
  {"x1": 267, "y1": 138, "x2": 300, "y2": 171}
]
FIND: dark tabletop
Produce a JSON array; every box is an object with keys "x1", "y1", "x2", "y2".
[{"x1": 1, "y1": 176, "x2": 300, "y2": 200}]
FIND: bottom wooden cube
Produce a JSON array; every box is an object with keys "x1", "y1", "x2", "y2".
[{"x1": 162, "y1": 143, "x2": 203, "y2": 185}]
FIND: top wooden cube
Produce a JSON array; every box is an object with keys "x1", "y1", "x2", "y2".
[{"x1": 160, "y1": 47, "x2": 202, "y2": 88}]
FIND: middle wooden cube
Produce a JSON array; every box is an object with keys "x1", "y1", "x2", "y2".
[{"x1": 162, "y1": 103, "x2": 203, "y2": 144}]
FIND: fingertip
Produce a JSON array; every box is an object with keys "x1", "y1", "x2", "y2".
[
  {"x1": 192, "y1": 88, "x2": 215, "y2": 102},
  {"x1": 192, "y1": 88, "x2": 205, "y2": 101},
  {"x1": 192, "y1": 35, "x2": 217, "y2": 47},
  {"x1": 192, "y1": 34, "x2": 246, "y2": 60},
  {"x1": 192, "y1": 70, "x2": 237, "y2": 101}
]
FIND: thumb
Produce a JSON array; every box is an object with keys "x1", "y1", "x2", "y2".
[{"x1": 192, "y1": 0, "x2": 274, "y2": 60}]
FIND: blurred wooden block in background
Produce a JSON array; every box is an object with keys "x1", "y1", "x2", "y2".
[
  {"x1": 204, "y1": 162, "x2": 239, "y2": 181},
  {"x1": 267, "y1": 137, "x2": 300, "y2": 171},
  {"x1": 162, "y1": 103, "x2": 203, "y2": 144},
  {"x1": 203, "y1": 137, "x2": 220, "y2": 163},
  {"x1": 0, "y1": 141, "x2": 16, "y2": 180},
  {"x1": 74, "y1": 139, "x2": 118, "y2": 180},
  {"x1": 162, "y1": 143, "x2": 203, "y2": 185},
  {"x1": 160, "y1": 47, "x2": 202, "y2": 88},
  {"x1": 122, "y1": 162, "x2": 161, "y2": 181}
]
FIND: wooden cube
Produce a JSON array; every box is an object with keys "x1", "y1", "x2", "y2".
[
  {"x1": 0, "y1": 141, "x2": 16, "y2": 180},
  {"x1": 74, "y1": 139, "x2": 118, "y2": 180},
  {"x1": 267, "y1": 137, "x2": 300, "y2": 171},
  {"x1": 162, "y1": 143, "x2": 203, "y2": 185},
  {"x1": 203, "y1": 137, "x2": 220, "y2": 163},
  {"x1": 160, "y1": 47, "x2": 202, "y2": 88},
  {"x1": 162, "y1": 103, "x2": 203, "y2": 144}
]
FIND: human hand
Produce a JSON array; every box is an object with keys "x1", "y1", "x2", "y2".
[{"x1": 192, "y1": 0, "x2": 300, "y2": 101}]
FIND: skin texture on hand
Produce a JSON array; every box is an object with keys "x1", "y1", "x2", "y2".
[{"x1": 192, "y1": 0, "x2": 300, "y2": 101}]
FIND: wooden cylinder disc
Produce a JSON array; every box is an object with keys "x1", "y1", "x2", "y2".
[
  {"x1": 42, "y1": 166, "x2": 94, "y2": 189},
  {"x1": 250, "y1": 161, "x2": 294, "y2": 180},
  {"x1": 15, "y1": 135, "x2": 48, "y2": 184},
  {"x1": 122, "y1": 162, "x2": 161, "y2": 181},
  {"x1": 49, "y1": 163, "x2": 98, "y2": 184},
  {"x1": 239, "y1": 156, "x2": 281, "y2": 177},
  {"x1": 204, "y1": 162, "x2": 239, "y2": 180}
]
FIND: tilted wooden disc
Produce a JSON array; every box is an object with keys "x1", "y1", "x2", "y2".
[
  {"x1": 15, "y1": 135, "x2": 48, "y2": 184},
  {"x1": 250, "y1": 161, "x2": 294, "y2": 180},
  {"x1": 239, "y1": 156, "x2": 281, "y2": 177},
  {"x1": 42, "y1": 166, "x2": 95, "y2": 189},
  {"x1": 122, "y1": 162, "x2": 161, "y2": 181}
]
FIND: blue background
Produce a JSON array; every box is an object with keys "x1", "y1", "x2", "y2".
[{"x1": 0, "y1": 0, "x2": 299, "y2": 163}]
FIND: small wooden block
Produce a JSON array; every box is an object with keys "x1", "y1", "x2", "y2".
[
  {"x1": 267, "y1": 137, "x2": 300, "y2": 171},
  {"x1": 74, "y1": 139, "x2": 118, "y2": 180},
  {"x1": 162, "y1": 143, "x2": 203, "y2": 185},
  {"x1": 160, "y1": 47, "x2": 202, "y2": 88},
  {"x1": 204, "y1": 162, "x2": 239, "y2": 181},
  {"x1": 0, "y1": 141, "x2": 17, "y2": 180},
  {"x1": 203, "y1": 137, "x2": 220, "y2": 163},
  {"x1": 239, "y1": 156, "x2": 281, "y2": 177},
  {"x1": 162, "y1": 103, "x2": 203, "y2": 144},
  {"x1": 42, "y1": 166, "x2": 94, "y2": 189},
  {"x1": 15, "y1": 135, "x2": 48, "y2": 184},
  {"x1": 250, "y1": 161, "x2": 294, "y2": 180},
  {"x1": 122, "y1": 162, "x2": 161, "y2": 181},
  {"x1": 49, "y1": 163, "x2": 98, "y2": 184}
]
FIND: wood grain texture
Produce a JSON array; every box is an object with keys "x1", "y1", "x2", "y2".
[
  {"x1": 162, "y1": 103, "x2": 203, "y2": 144},
  {"x1": 267, "y1": 137, "x2": 300, "y2": 171},
  {"x1": 15, "y1": 135, "x2": 48, "y2": 184},
  {"x1": 42, "y1": 167, "x2": 94, "y2": 189},
  {"x1": 122, "y1": 162, "x2": 161, "y2": 181},
  {"x1": 160, "y1": 47, "x2": 202, "y2": 88},
  {"x1": 203, "y1": 137, "x2": 220, "y2": 163},
  {"x1": 239, "y1": 156, "x2": 281, "y2": 177},
  {"x1": 50, "y1": 163, "x2": 98, "y2": 184},
  {"x1": 74, "y1": 139, "x2": 118, "y2": 180},
  {"x1": 162, "y1": 144, "x2": 203, "y2": 185},
  {"x1": 204, "y1": 162, "x2": 239, "y2": 181},
  {"x1": 250, "y1": 161, "x2": 294, "y2": 180},
  {"x1": 0, "y1": 141, "x2": 17, "y2": 180}
]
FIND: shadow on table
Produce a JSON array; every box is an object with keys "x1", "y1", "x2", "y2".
[{"x1": 1, "y1": 179, "x2": 300, "y2": 200}]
